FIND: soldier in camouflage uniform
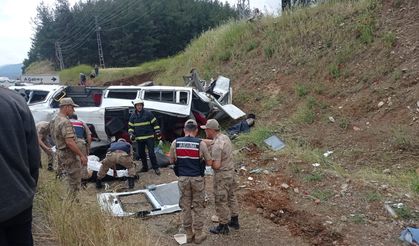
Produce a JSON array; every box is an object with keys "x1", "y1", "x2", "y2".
[
  {"x1": 36, "y1": 121, "x2": 54, "y2": 171},
  {"x1": 201, "y1": 119, "x2": 239, "y2": 235},
  {"x1": 50, "y1": 98, "x2": 88, "y2": 196},
  {"x1": 170, "y1": 119, "x2": 212, "y2": 244},
  {"x1": 69, "y1": 114, "x2": 92, "y2": 180}
]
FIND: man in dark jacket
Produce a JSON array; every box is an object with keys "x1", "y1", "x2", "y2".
[
  {"x1": 0, "y1": 88, "x2": 40, "y2": 246},
  {"x1": 226, "y1": 114, "x2": 256, "y2": 139},
  {"x1": 128, "y1": 99, "x2": 161, "y2": 175}
]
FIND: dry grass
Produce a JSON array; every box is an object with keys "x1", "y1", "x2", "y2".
[{"x1": 34, "y1": 169, "x2": 153, "y2": 246}]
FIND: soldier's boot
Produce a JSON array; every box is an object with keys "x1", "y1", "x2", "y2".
[
  {"x1": 96, "y1": 179, "x2": 103, "y2": 189},
  {"x1": 194, "y1": 229, "x2": 207, "y2": 244},
  {"x1": 185, "y1": 228, "x2": 194, "y2": 243},
  {"x1": 47, "y1": 163, "x2": 53, "y2": 171},
  {"x1": 128, "y1": 177, "x2": 135, "y2": 189},
  {"x1": 209, "y1": 224, "x2": 229, "y2": 235},
  {"x1": 228, "y1": 215, "x2": 240, "y2": 230}
]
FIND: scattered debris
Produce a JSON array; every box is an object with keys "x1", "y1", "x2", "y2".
[
  {"x1": 174, "y1": 234, "x2": 187, "y2": 245},
  {"x1": 378, "y1": 101, "x2": 385, "y2": 108},
  {"x1": 280, "y1": 183, "x2": 290, "y2": 189},
  {"x1": 384, "y1": 203, "x2": 398, "y2": 219},
  {"x1": 353, "y1": 126, "x2": 361, "y2": 131},
  {"x1": 211, "y1": 215, "x2": 219, "y2": 223},
  {"x1": 312, "y1": 163, "x2": 320, "y2": 167},
  {"x1": 293, "y1": 188, "x2": 299, "y2": 194},
  {"x1": 249, "y1": 167, "x2": 276, "y2": 174},
  {"x1": 248, "y1": 177, "x2": 254, "y2": 181},
  {"x1": 383, "y1": 169, "x2": 391, "y2": 174},
  {"x1": 264, "y1": 135, "x2": 285, "y2": 151},
  {"x1": 393, "y1": 203, "x2": 404, "y2": 209},
  {"x1": 323, "y1": 151, "x2": 333, "y2": 157},
  {"x1": 340, "y1": 184, "x2": 349, "y2": 195},
  {"x1": 328, "y1": 116, "x2": 335, "y2": 123}
]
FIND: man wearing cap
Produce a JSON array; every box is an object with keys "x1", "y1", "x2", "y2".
[
  {"x1": 50, "y1": 97, "x2": 88, "y2": 196},
  {"x1": 96, "y1": 138, "x2": 136, "y2": 189},
  {"x1": 201, "y1": 119, "x2": 239, "y2": 235},
  {"x1": 169, "y1": 119, "x2": 212, "y2": 244},
  {"x1": 36, "y1": 121, "x2": 54, "y2": 171},
  {"x1": 129, "y1": 99, "x2": 161, "y2": 175}
]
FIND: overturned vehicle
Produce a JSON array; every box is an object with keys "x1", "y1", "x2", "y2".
[{"x1": 10, "y1": 70, "x2": 245, "y2": 150}]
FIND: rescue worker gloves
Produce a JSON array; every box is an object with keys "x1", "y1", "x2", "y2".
[{"x1": 155, "y1": 130, "x2": 161, "y2": 140}]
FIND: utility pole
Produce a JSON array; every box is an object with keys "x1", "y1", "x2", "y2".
[
  {"x1": 55, "y1": 41, "x2": 65, "y2": 70},
  {"x1": 95, "y1": 16, "x2": 105, "y2": 68},
  {"x1": 237, "y1": 0, "x2": 250, "y2": 19}
]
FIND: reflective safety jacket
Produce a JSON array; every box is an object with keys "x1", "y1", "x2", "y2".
[
  {"x1": 70, "y1": 119, "x2": 86, "y2": 140},
  {"x1": 128, "y1": 109, "x2": 160, "y2": 141},
  {"x1": 175, "y1": 136, "x2": 204, "y2": 177}
]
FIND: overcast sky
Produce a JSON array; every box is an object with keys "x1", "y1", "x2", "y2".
[{"x1": 0, "y1": 0, "x2": 280, "y2": 67}]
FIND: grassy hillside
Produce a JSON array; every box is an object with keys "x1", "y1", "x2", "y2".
[{"x1": 129, "y1": 0, "x2": 418, "y2": 191}]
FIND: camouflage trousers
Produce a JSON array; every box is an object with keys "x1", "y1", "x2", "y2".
[
  {"x1": 213, "y1": 171, "x2": 239, "y2": 224},
  {"x1": 98, "y1": 151, "x2": 136, "y2": 179},
  {"x1": 178, "y1": 176, "x2": 205, "y2": 230},
  {"x1": 57, "y1": 148, "x2": 81, "y2": 195},
  {"x1": 40, "y1": 147, "x2": 54, "y2": 167},
  {"x1": 76, "y1": 139, "x2": 89, "y2": 179}
]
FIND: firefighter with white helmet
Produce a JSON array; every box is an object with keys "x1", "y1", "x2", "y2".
[{"x1": 128, "y1": 98, "x2": 161, "y2": 175}]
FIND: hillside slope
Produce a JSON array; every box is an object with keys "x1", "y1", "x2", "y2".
[
  {"x1": 126, "y1": 0, "x2": 419, "y2": 243},
  {"x1": 103, "y1": 0, "x2": 418, "y2": 175}
]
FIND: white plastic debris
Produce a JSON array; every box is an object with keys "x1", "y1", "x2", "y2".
[
  {"x1": 384, "y1": 204, "x2": 398, "y2": 218},
  {"x1": 328, "y1": 116, "x2": 335, "y2": 123},
  {"x1": 378, "y1": 101, "x2": 385, "y2": 108},
  {"x1": 312, "y1": 163, "x2": 320, "y2": 167},
  {"x1": 174, "y1": 234, "x2": 187, "y2": 245},
  {"x1": 248, "y1": 177, "x2": 254, "y2": 181},
  {"x1": 211, "y1": 215, "x2": 219, "y2": 222},
  {"x1": 323, "y1": 151, "x2": 333, "y2": 157}
]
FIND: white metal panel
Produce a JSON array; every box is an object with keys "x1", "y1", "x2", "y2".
[
  {"x1": 75, "y1": 107, "x2": 107, "y2": 141},
  {"x1": 212, "y1": 100, "x2": 246, "y2": 120}
]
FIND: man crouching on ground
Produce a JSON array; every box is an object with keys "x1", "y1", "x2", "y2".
[
  {"x1": 169, "y1": 119, "x2": 212, "y2": 244},
  {"x1": 96, "y1": 138, "x2": 136, "y2": 189},
  {"x1": 201, "y1": 119, "x2": 240, "y2": 235}
]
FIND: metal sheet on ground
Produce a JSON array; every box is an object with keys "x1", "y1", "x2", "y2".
[
  {"x1": 150, "y1": 181, "x2": 179, "y2": 206},
  {"x1": 97, "y1": 181, "x2": 181, "y2": 217}
]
